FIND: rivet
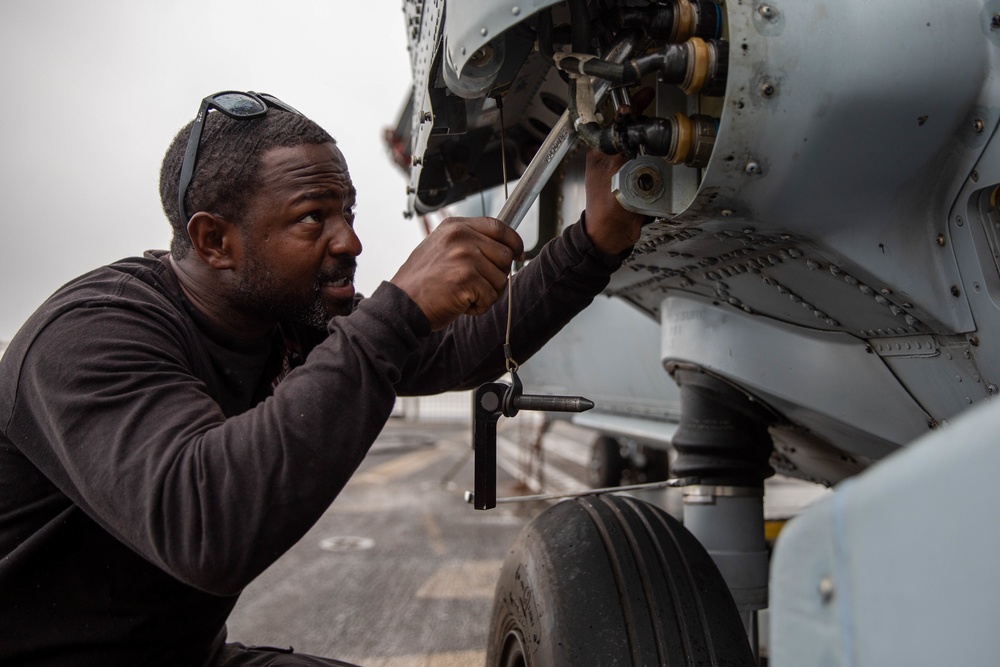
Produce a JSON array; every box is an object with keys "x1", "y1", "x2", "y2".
[
  {"x1": 759, "y1": 5, "x2": 776, "y2": 19},
  {"x1": 481, "y1": 27, "x2": 488, "y2": 36},
  {"x1": 760, "y1": 82, "x2": 776, "y2": 98},
  {"x1": 957, "y1": 216, "x2": 964, "y2": 227},
  {"x1": 745, "y1": 161, "x2": 762, "y2": 175},
  {"x1": 829, "y1": 265, "x2": 842, "y2": 277},
  {"x1": 936, "y1": 234, "x2": 946, "y2": 247},
  {"x1": 859, "y1": 285, "x2": 875, "y2": 296},
  {"x1": 992, "y1": 12, "x2": 1000, "y2": 30},
  {"x1": 406, "y1": 185, "x2": 416, "y2": 195},
  {"x1": 819, "y1": 576, "x2": 835, "y2": 604},
  {"x1": 721, "y1": 208, "x2": 734, "y2": 217},
  {"x1": 969, "y1": 335, "x2": 980, "y2": 346},
  {"x1": 421, "y1": 111, "x2": 433, "y2": 122},
  {"x1": 951, "y1": 285, "x2": 961, "y2": 297},
  {"x1": 905, "y1": 315, "x2": 918, "y2": 326},
  {"x1": 972, "y1": 170, "x2": 980, "y2": 183},
  {"x1": 844, "y1": 275, "x2": 859, "y2": 286},
  {"x1": 974, "y1": 118, "x2": 985, "y2": 134},
  {"x1": 988, "y1": 383, "x2": 999, "y2": 395},
  {"x1": 411, "y1": 155, "x2": 422, "y2": 166},
  {"x1": 512, "y1": 6, "x2": 520, "y2": 16}
]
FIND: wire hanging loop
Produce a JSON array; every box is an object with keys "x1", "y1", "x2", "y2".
[{"x1": 494, "y1": 92, "x2": 520, "y2": 375}]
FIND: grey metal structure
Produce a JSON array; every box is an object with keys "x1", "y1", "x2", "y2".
[{"x1": 391, "y1": 0, "x2": 1000, "y2": 662}]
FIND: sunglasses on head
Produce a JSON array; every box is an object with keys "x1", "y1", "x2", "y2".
[{"x1": 177, "y1": 91, "x2": 304, "y2": 222}]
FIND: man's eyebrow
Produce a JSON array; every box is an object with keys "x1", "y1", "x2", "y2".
[{"x1": 291, "y1": 186, "x2": 357, "y2": 206}]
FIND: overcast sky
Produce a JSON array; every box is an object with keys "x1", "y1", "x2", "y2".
[{"x1": 0, "y1": 0, "x2": 424, "y2": 341}]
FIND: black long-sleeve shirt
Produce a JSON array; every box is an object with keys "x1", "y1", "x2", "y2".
[{"x1": 0, "y1": 220, "x2": 625, "y2": 666}]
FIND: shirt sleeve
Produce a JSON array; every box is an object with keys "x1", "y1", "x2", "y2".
[
  {"x1": 394, "y1": 216, "x2": 628, "y2": 395},
  {"x1": 4, "y1": 281, "x2": 424, "y2": 596}
]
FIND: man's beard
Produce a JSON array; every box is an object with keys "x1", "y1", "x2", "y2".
[{"x1": 232, "y1": 248, "x2": 356, "y2": 329}]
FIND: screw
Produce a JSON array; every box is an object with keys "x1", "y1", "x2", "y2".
[
  {"x1": 480, "y1": 27, "x2": 488, "y2": 36},
  {"x1": 972, "y1": 170, "x2": 980, "y2": 182},
  {"x1": 970, "y1": 334, "x2": 980, "y2": 346},
  {"x1": 512, "y1": 6, "x2": 520, "y2": 15},
  {"x1": 989, "y1": 383, "x2": 999, "y2": 395},
  {"x1": 951, "y1": 285, "x2": 961, "y2": 297},
  {"x1": 818, "y1": 576, "x2": 835, "y2": 604},
  {"x1": 406, "y1": 185, "x2": 416, "y2": 195},
  {"x1": 759, "y1": 5, "x2": 776, "y2": 19},
  {"x1": 411, "y1": 155, "x2": 422, "y2": 166},
  {"x1": 721, "y1": 208, "x2": 733, "y2": 217},
  {"x1": 745, "y1": 161, "x2": 761, "y2": 175},
  {"x1": 992, "y1": 13, "x2": 1000, "y2": 30},
  {"x1": 421, "y1": 111, "x2": 433, "y2": 123},
  {"x1": 957, "y1": 216, "x2": 964, "y2": 227},
  {"x1": 936, "y1": 234, "x2": 946, "y2": 247},
  {"x1": 761, "y1": 82, "x2": 776, "y2": 97},
  {"x1": 974, "y1": 118, "x2": 985, "y2": 134}
]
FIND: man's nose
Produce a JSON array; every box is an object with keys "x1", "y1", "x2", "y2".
[{"x1": 328, "y1": 224, "x2": 363, "y2": 257}]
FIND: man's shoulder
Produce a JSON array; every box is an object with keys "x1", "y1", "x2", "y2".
[{"x1": 2, "y1": 252, "x2": 187, "y2": 367}]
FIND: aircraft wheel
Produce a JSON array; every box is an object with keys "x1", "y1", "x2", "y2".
[{"x1": 486, "y1": 494, "x2": 754, "y2": 666}]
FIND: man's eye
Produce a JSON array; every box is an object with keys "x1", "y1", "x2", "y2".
[{"x1": 300, "y1": 212, "x2": 322, "y2": 224}]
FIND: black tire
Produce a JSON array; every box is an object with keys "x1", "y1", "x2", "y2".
[
  {"x1": 486, "y1": 494, "x2": 755, "y2": 667},
  {"x1": 588, "y1": 436, "x2": 625, "y2": 488}
]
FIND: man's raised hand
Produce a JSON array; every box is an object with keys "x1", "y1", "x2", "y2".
[{"x1": 391, "y1": 217, "x2": 525, "y2": 331}]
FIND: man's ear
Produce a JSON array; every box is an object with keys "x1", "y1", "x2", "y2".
[{"x1": 187, "y1": 212, "x2": 241, "y2": 270}]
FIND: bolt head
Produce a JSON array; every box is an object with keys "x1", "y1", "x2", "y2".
[
  {"x1": 745, "y1": 161, "x2": 761, "y2": 175},
  {"x1": 818, "y1": 576, "x2": 835, "y2": 604}
]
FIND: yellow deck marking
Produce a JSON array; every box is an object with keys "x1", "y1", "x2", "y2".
[
  {"x1": 422, "y1": 511, "x2": 448, "y2": 556},
  {"x1": 358, "y1": 650, "x2": 486, "y2": 667},
  {"x1": 353, "y1": 446, "x2": 451, "y2": 484},
  {"x1": 415, "y1": 560, "x2": 504, "y2": 599}
]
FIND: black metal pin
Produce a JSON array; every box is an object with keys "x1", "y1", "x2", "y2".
[{"x1": 471, "y1": 370, "x2": 594, "y2": 510}]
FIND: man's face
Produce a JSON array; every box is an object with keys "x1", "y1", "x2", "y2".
[{"x1": 231, "y1": 142, "x2": 363, "y2": 328}]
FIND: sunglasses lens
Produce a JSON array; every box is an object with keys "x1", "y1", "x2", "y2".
[{"x1": 213, "y1": 93, "x2": 267, "y2": 117}]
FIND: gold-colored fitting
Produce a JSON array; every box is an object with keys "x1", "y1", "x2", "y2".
[
  {"x1": 671, "y1": 0, "x2": 698, "y2": 43},
  {"x1": 668, "y1": 113, "x2": 718, "y2": 168},
  {"x1": 680, "y1": 37, "x2": 711, "y2": 95}
]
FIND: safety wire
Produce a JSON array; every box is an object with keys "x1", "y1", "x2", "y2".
[{"x1": 497, "y1": 96, "x2": 519, "y2": 375}]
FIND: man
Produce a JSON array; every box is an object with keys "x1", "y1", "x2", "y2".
[{"x1": 0, "y1": 91, "x2": 643, "y2": 666}]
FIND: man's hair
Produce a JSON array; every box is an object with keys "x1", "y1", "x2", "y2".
[{"x1": 159, "y1": 107, "x2": 336, "y2": 258}]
